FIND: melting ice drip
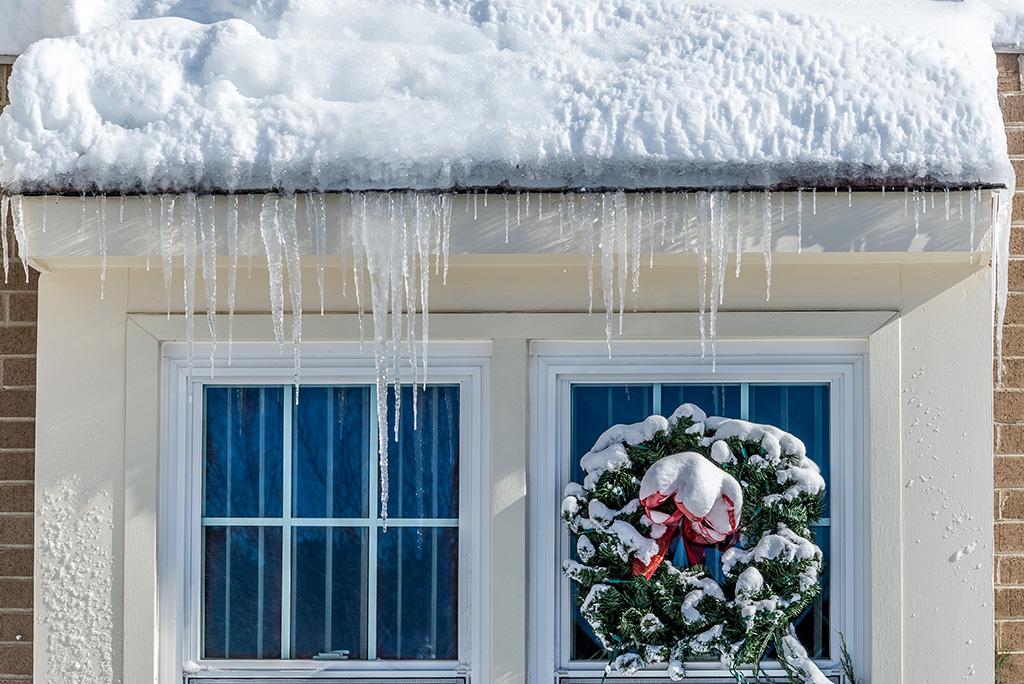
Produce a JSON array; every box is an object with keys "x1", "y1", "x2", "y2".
[{"x1": 0, "y1": 186, "x2": 1011, "y2": 521}]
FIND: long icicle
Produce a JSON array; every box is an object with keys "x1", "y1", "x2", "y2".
[
  {"x1": 259, "y1": 194, "x2": 286, "y2": 348},
  {"x1": 197, "y1": 195, "x2": 218, "y2": 374},
  {"x1": 97, "y1": 195, "x2": 107, "y2": 299},
  {"x1": 11, "y1": 195, "x2": 28, "y2": 283},
  {"x1": 1, "y1": 195, "x2": 10, "y2": 284},
  {"x1": 159, "y1": 195, "x2": 176, "y2": 318},
  {"x1": 181, "y1": 193, "x2": 198, "y2": 399},
  {"x1": 227, "y1": 195, "x2": 238, "y2": 364},
  {"x1": 281, "y1": 194, "x2": 303, "y2": 398}
]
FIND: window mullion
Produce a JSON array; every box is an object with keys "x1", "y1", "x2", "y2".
[
  {"x1": 281, "y1": 386, "x2": 294, "y2": 659},
  {"x1": 740, "y1": 382, "x2": 750, "y2": 420},
  {"x1": 325, "y1": 389, "x2": 334, "y2": 653}
]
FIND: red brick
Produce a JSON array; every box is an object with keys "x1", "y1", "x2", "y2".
[
  {"x1": 0, "y1": 580, "x2": 30, "y2": 610},
  {"x1": 1002, "y1": 327, "x2": 1024, "y2": 357},
  {"x1": 0, "y1": 548, "x2": 31, "y2": 578},
  {"x1": 998, "y1": 587, "x2": 1024, "y2": 617},
  {"x1": 0, "y1": 328, "x2": 34, "y2": 357},
  {"x1": 0, "y1": 453, "x2": 31, "y2": 481},
  {"x1": 997, "y1": 390, "x2": 1024, "y2": 421},
  {"x1": 0, "y1": 359, "x2": 34, "y2": 388},
  {"x1": 0, "y1": 486, "x2": 32, "y2": 515},
  {"x1": 0, "y1": 643, "x2": 30, "y2": 675},
  {"x1": 0, "y1": 611, "x2": 31, "y2": 642},
  {"x1": 1010, "y1": 260, "x2": 1024, "y2": 291},
  {"x1": 999, "y1": 652, "x2": 1024, "y2": 683},
  {"x1": 999, "y1": 53, "x2": 1022, "y2": 93},
  {"x1": 0, "y1": 392, "x2": 32, "y2": 420},
  {"x1": 1001, "y1": 556, "x2": 1024, "y2": 585},
  {"x1": 999, "y1": 523, "x2": 1024, "y2": 553},
  {"x1": 1006, "y1": 94, "x2": 1024, "y2": 125},
  {"x1": 1013, "y1": 192, "x2": 1024, "y2": 224},
  {"x1": 0, "y1": 268, "x2": 37, "y2": 292},
  {"x1": 0, "y1": 517, "x2": 32, "y2": 546},
  {"x1": 1009, "y1": 129, "x2": 1024, "y2": 157},
  {"x1": 5, "y1": 294, "x2": 34, "y2": 324},
  {"x1": 0, "y1": 424, "x2": 32, "y2": 450},
  {"x1": 1006, "y1": 491, "x2": 1024, "y2": 520}
]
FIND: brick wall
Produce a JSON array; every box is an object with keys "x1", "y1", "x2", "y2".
[
  {"x1": 997, "y1": 51, "x2": 1024, "y2": 683},
  {"x1": 0, "y1": 60, "x2": 35, "y2": 684}
]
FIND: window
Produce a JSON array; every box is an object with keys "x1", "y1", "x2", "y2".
[
  {"x1": 160, "y1": 343, "x2": 489, "y2": 681},
  {"x1": 529, "y1": 341, "x2": 866, "y2": 682}
]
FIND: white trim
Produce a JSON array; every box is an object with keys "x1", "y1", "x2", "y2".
[
  {"x1": 529, "y1": 341, "x2": 867, "y2": 683},
  {"x1": 160, "y1": 342, "x2": 491, "y2": 681}
]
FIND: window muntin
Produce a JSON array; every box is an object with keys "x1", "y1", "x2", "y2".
[{"x1": 200, "y1": 384, "x2": 460, "y2": 662}]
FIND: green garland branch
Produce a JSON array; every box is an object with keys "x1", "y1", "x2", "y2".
[{"x1": 561, "y1": 403, "x2": 831, "y2": 682}]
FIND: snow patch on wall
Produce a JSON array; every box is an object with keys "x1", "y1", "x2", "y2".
[{"x1": 38, "y1": 476, "x2": 115, "y2": 684}]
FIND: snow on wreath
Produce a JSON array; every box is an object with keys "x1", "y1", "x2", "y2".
[{"x1": 561, "y1": 403, "x2": 831, "y2": 683}]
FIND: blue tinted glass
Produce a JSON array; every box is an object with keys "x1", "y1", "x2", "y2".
[
  {"x1": 204, "y1": 387, "x2": 284, "y2": 518},
  {"x1": 384, "y1": 386, "x2": 460, "y2": 519},
  {"x1": 570, "y1": 385, "x2": 654, "y2": 483},
  {"x1": 377, "y1": 527, "x2": 458, "y2": 660},
  {"x1": 749, "y1": 384, "x2": 831, "y2": 518},
  {"x1": 204, "y1": 526, "x2": 282, "y2": 659},
  {"x1": 294, "y1": 387, "x2": 371, "y2": 519},
  {"x1": 661, "y1": 384, "x2": 741, "y2": 418},
  {"x1": 291, "y1": 526, "x2": 368, "y2": 659}
]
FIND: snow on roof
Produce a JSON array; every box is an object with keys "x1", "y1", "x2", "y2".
[{"x1": 0, "y1": 0, "x2": 1016, "y2": 194}]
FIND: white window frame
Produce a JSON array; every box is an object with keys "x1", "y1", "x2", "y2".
[
  {"x1": 159, "y1": 341, "x2": 491, "y2": 682},
  {"x1": 529, "y1": 339, "x2": 868, "y2": 683}
]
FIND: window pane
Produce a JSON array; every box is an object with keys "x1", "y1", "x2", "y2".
[
  {"x1": 661, "y1": 384, "x2": 741, "y2": 418},
  {"x1": 204, "y1": 387, "x2": 284, "y2": 518},
  {"x1": 204, "y1": 526, "x2": 282, "y2": 659},
  {"x1": 293, "y1": 387, "x2": 371, "y2": 519},
  {"x1": 291, "y1": 526, "x2": 369, "y2": 659},
  {"x1": 749, "y1": 384, "x2": 831, "y2": 517},
  {"x1": 384, "y1": 386, "x2": 460, "y2": 519},
  {"x1": 570, "y1": 385, "x2": 654, "y2": 484},
  {"x1": 377, "y1": 527, "x2": 458, "y2": 660}
]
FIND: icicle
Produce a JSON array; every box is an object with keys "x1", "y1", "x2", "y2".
[
  {"x1": 283, "y1": 195, "x2": 304, "y2": 395},
  {"x1": 259, "y1": 194, "x2": 286, "y2": 348},
  {"x1": 41, "y1": 194, "x2": 47, "y2": 233},
  {"x1": 848, "y1": 187, "x2": 853, "y2": 207},
  {"x1": 558, "y1": 192, "x2": 565, "y2": 239},
  {"x1": 913, "y1": 189, "x2": 920, "y2": 235},
  {"x1": 904, "y1": 188, "x2": 909, "y2": 217},
  {"x1": 144, "y1": 195, "x2": 153, "y2": 271},
  {"x1": 881, "y1": 186, "x2": 886, "y2": 197},
  {"x1": 246, "y1": 194, "x2": 255, "y2": 278},
  {"x1": 353, "y1": 194, "x2": 367, "y2": 346},
  {"x1": 796, "y1": 188, "x2": 804, "y2": 255},
  {"x1": 388, "y1": 194, "x2": 405, "y2": 441},
  {"x1": 525, "y1": 190, "x2": 530, "y2": 217},
  {"x1": 640, "y1": 193, "x2": 654, "y2": 270},
  {"x1": 441, "y1": 193, "x2": 453, "y2": 284},
  {"x1": 735, "y1": 190, "x2": 744, "y2": 277},
  {"x1": 994, "y1": 189, "x2": 1013, "y2": 388},
  {"x1": 159, "y1": 195, "x2": 175, "y2": 318},
  {"x1": 181, "y1": 193, "x2": 198, "y2": 397},
  {"x1": 583, "y1": 193, "x2": 595, "y2": 315},
  {"x1": 484, "y1": 189, "x2": 488, "y2": 206},
  {"x1": 1, "y1": 195, "x2": 9, "y2": 284},
  {"x1": 969, "y1": 188, "x2": 978, "y2": 263},
  {"x1": 119, "y1": 194, "x2": 125, "y2": 224},
  {"x1": 628, "y1": 192, "x2": 642, "y2": 310},
  {"x1": 762, "y1": 190, "x2": 772, "y2": 301},
  {"x1": 339, "y1": 194, "x2": 350, "y2": 296},
  {"x1": 670, "y1": 192, "x2": 678, "y2": 245},
  {"x1": 696, "y1": 192, "x2": 709, "y2": 357},
  {"x1": 921, "y1": 189, "x2": 928, "y2": 215},
  {"x1": 516, "y1": 190, "x2": 522, "y2": 227},
  {"x1": 474, "y1": 191, "x2": 479, "y2": 221},
  {"x1": 959, "y1": 188, "x2": 964, "y2": 221},
  {"x1": 227, "y1": 195, "x2": 238, "y2": 364},
  {"x1": 197, "y1": 195, "x2": 218, "y2": 373},
  {"x1": 313, "y1": 193, "x2": 327, "y2": 315},
  {"x1": 97, "y1": 195, "x2": 107, "y2": 299},
  {"x1": 12, "y1": 196, "x2": 29, "y2": 282},
  {"x1": 780, "y1": 190, "x2": 786, "y2": 223},
  {"x1": 80, "y1": 192, "x2": 86, "y2": 236},
  {"x1": 539, "y1": 192, "x2": 545, "y2": 220},
  {"x1": 931, "y1": 189, "x2": 936, "y2": 210},
  {"x1": 600, "y1": 193, "x2": 615, "y2": 354},
  {"x1": 660, "y1": 190, "x2": 668, "y2": 244},
  {"x1": 945, "y1": 188, "x2": 951, "y2": 220},
  {"x1": 615, "y1": 192, "x2": 628, "y2": 334},
  {"x1": 504, "y1": 193, "x2": 510, "y2": 244},
  {"x1": 414, "y1": 193, "x2": 432, "y2": 390}
]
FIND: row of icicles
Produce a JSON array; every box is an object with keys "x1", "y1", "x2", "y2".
[{"x1": 0, "y1": 186, "x2": 999, "y2": 521}]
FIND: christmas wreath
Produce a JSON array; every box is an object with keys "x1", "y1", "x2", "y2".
[{"x1": 561, "y1": 403, "x2": 830, "y2": 683}]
